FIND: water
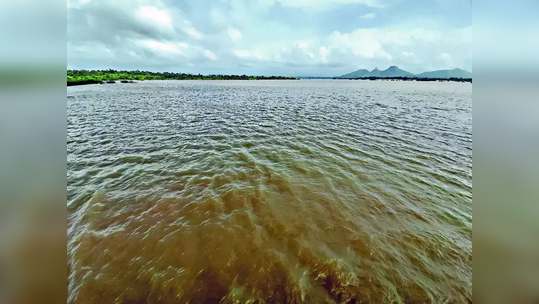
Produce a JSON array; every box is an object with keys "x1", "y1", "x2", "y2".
[{"x1": 67, "y1": 80, "x2": 472, "y2": 303}]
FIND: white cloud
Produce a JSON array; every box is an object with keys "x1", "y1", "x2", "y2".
[
  {"x1": 319, "y1": 46, "x2": 331, "y2": 62},
  {"x1": 228, "y1": 28, "x2": 242, "y2": 41},
  {"x1": 275, "y1": 0, "x2": 384, "y2": 10},
  {"x1": 297, "y1": 41, "x2": 308, "y2": 49},
  {"x1": 137, "y1": 40, "x2": 187, "y2": 55},
  {"x1": 233, "y1": 49, "x2": 267, "y2": 60},
  {"x1": 185, "y1": 27, "x2": 204, "y2": 39},
  {"x1": 360, "y1": 12, "x2": 376, "y2": 19},
  {"x1": 221, "y1": 25, "x2": 470, "y2": 72},
  {"x1": 67, "y1": 0, "x2": 472, "y2": 75},
  {"x1": 437, "y1": 52, "x2": 453, "y2": 68},
  {"x1": 132, "y1": 39, "x2": 221, "y2": 65},
  {"x1": 233, "y1": 49, "x2": 250, "y2": 58},
  {"x1": 329, "y1": 30, "x2": 391, "y2": 59},
  {"x1": 135, "y1": 6, "x2": 173, "y2": 31},
  {"x1": 204, "y1": 50, "x2": 217, "y2": 61},
  {"x1": 178, "y1": 20, "x2": 204, "y2": 39},
  {"x1": 439, "y1": 53, "x2": 451, "y2": 60},
  {"x1": 401, "y1": 51, "x2": 415, "y2": 57}
]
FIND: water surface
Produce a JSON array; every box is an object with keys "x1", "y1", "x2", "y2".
[{"x1": 67, "y1": 80, "x2": 472, "y2": 303}]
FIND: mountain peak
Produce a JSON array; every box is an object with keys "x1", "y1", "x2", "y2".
[
  {"x1": 338, "y1": 66, "x2": 471, "y2": 79},
  {"x1": 339, "y1": 66, "x2": 413, "y2": 78},
  {"x1": 338, "y1": 68, "x2": 371, "y2": 79}
]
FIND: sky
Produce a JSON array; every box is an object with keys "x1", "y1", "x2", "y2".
[{"x1": 67, "y1": 0, "x2": 472, "y2": 76}]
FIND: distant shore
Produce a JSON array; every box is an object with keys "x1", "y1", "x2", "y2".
[
  {"x1": 301, "y1": 76, "x2": 472, "y2": 83},
  {"x1": 337, "y1": 76, "x2": 472, "y2": 83},
  {"x1": 66, "y1": 78, "x2": 296, "y2": 87},
  {"x1": 67, "y1": 77, "x2": 472, "y2": 87},
  {"x1": 67, "y1": 70, "x2": 471, "y2": 87},
  {"x1": 67, "y1": 70, "x2": 298, "y2": 86},
  {"x1": 67, "y1": 80, "x2": 137, "y2": 87}
]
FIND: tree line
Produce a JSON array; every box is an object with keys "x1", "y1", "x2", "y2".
[{"x1": 67, "y1": 69, "x2": 297, "y2": 85}]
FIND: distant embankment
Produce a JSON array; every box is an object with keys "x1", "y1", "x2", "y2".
[
  {"x1": 67, "y1": 80, "x2": 137, "y2": 86},
  {"x1": 338, "y1": 76, "x2": 472, "y2": 83},
  {"x1": 67, "y1": 70, "x2": 298, "y2": 86},
  {"x1": 67, "y1": 80, "x2": 102, "y2": 86}
]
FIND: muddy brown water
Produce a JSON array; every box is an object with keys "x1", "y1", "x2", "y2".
[{"x1": 67, "y1": 80, "x2": 472, "y2": 303}]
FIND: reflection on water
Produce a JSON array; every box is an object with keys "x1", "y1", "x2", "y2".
[{"x1": 67, "y1": 80, "x2": 472, "y2": 303}]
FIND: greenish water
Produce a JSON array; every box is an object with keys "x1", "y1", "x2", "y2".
[{"x1": 67, "y1": 80, "x2": 472, "y2": 303}]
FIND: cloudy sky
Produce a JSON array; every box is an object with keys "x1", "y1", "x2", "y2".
[{"x1": 67, "y1": 0, "x2": 472, "y2": 76}]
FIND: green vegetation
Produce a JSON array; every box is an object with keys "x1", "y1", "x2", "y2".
[{"x1": 67, "y1": 69, "x2": 297, "y2": 86}]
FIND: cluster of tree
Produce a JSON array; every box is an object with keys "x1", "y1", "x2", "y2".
[
  {"x1": 335, "y1": 76, "x2": 472, "y2": 83},
  {"x1": 67, "y1": 69, "x2": 297, "y2": 85}
]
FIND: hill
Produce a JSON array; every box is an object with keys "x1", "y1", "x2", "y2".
[
  {"x1": 378, "y1": 66, "x2": 415, "y2": 77},
  {"x1": 339, "y1": 66, "x2": 415, "y2": 78},
  {"x1": 416, "y1": 68, "x2": 472, "y2": 79},
  {"x1": 338, "y1": 66, "x2": 471, "y2": 79},
  {"x1": 339, "y1": 69, "x2": 370, "y2": 78}
]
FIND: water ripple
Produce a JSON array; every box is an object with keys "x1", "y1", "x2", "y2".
[{"x1": 67, "y1": 80, "x2": 472, "y2": 304}]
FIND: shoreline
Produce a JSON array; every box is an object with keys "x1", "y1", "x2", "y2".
[
  {"x1": 67, "y1": 70, "x2": 471, "y2": 86},
  {"x1": 67, "y1": 79, "x2": 137, "y2": 87},
  {"x1": 66, "y1": 79, "x2": 299, "y2": 87},
  {"x1": 341, "y1": 76, "x2": 472, "y2": 83},
  {"x1": 67, "y1": 70, "x2": 298, "y2": 86},
  {"x1": 67, "y1": 77, "x2": 472, "y2": 87}
]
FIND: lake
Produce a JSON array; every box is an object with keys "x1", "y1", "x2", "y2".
[{"x1": 67, "y1": 80, "x2": 472, "y2": 303}]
